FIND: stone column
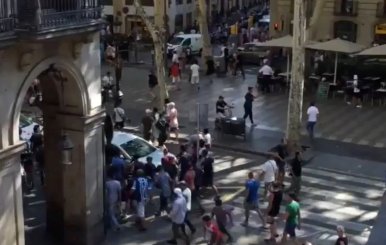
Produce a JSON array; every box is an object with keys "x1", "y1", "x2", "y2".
[
  {"x1": 43, "y1": 109, "x2": 106, "y2": 245},
  {"x1": 0, "y1": 142, "x2": 25, "y2": 245}
]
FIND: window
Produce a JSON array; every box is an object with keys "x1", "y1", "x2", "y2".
[
  {"x1": 175, "y1": 14, "x2": 183, "y2": 32},
  {"x1": 186, "y1": 12, "x2": 192, "y2": 27},
  {"x1": 334, "y1": 21, "x2": 357, "y2": 42},
  {"x1": 102, "y1": 0, "x2": 113, "y2": 5},
  {"x1": 176, "y1": 0, "x2": 183, "y2": 5},
  {"x1": 169, "y1": 37, "x2": 184, "y2": 45},
  {"x1": 119, "y1": 138, "x2": 156, "y2": 159},
  {"x1": 182, "y1": 38, "x2": 191, "y2": 46},
  {"x1": 187, "y1": 0, "x2": 192, "y2": 3}
]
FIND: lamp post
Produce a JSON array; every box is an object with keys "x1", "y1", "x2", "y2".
[{"x1": 60, "y1": 134, "x2": 74, "y2": 165}]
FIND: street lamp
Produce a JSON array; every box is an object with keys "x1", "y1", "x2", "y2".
[{"x1": 60, "y1": 134, "x2": 74, "y2": 165}]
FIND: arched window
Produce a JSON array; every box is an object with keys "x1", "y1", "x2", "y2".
[{"x1": 334, "y1": 20, "x2": 357, "y2": 42}]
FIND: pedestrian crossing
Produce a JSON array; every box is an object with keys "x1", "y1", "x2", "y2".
[{"x1": 210, "y1": 154, "x2": 385, "y2": 245}]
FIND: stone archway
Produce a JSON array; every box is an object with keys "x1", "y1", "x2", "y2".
[{"x1": 0, "y1": 56, "x2": 105, "y2": 245}]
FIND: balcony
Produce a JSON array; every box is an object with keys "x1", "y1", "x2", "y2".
[
  {"x1": 17, "y1": 0, "x2": 103, "y2": 39},
  {"x1": 0, "y1": 0, "x2": 17, "y2": 43},
  {"x1": 334, "y1": 0, "x2": 358, "y2": 17},
  {"x1": 376, "y1": 2, "x2": 386, "y2": 18}
]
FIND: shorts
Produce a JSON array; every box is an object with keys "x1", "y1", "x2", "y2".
[
  {"x1": 284, "y1": 222, "x2": 297, "y2": 237},
  {"x1": 136, "y1": 201, "x2": 145, "y2": 218},
  {"x1": 265, "y1": 181, "x2": 274, "y2": 191},
  {"x1": 244, "y1": 201, "x2": 259, "y2": 210}
]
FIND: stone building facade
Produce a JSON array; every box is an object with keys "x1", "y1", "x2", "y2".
[
  {"x1": 0, "y1": 1, "x2": 105, "y2": 245},
  {"x1": 270, "y1": 0, "x2": 386, "y2": 45}
]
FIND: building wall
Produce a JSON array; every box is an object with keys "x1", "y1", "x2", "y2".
[{"x1": 271, "y1": 0, "x2": 386, "y2": 46}]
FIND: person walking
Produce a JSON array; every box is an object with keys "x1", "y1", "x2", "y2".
[
  {"x1": 178, "y1": 144, "x2": 191, "y2": 181},
  {"x1": 233, "y1": 51, "x2": 245, "y2": 79},
  {"x1": 241, "y1": 172, "x2": 266, "y2": 228},
  {"x1": 202, "y1": 215, "x2": 224, "y2": 245},
  {"x1": 260, "y1": 155, "x2": 278, "y2": 200},
  {"x1": 113, "y1": 101, "x2": 126, "y2": 130},
  {"x1": 106, "y1": 168, "x2": 122, "y2": 231},
  {"x1": 288, "y1": 152, "x2": 302, "y2": 196},
  {"x1": 167, "y1": 188, "x2": 190, "y2": 245},
  {"x1": 148, "y1": 70, "x2": 158, "y2": 100},
  {"x1": 131, "y1": 169, "x2": 149, "y2": 231},
  {"x1": 211, "y1": 197, "x2": 233, "y2": 243},
  {"x1": 155, "y1": 166, "x2": 172, "y2": 216},
  {"x1": 243, "y1": 86, "x2": 256, "y2": 125},
  {"x1": 265, "y1": 182, "x2": 283, "y2": 242},
  {"x1": 258, "y1": 59, "x2": 274, "y2": 94},
  {"x1": 306, "y1": 102, "x2": 319, "y2": 139},
  {"x1": 180, "y1": 181, "x2": 196, "y2": 235},
  {"x1": 168, "y1": 102, "x2": 179, "y2": 139},
  {"x1": 201, "y1": 149, "x2": 219, "y2": 196},
  {"x1": 142, "y1": 109, "x2": 154, "y2": 142},
  {"x1": 155, "y1": 112, "x2": 169, "y2": 147},
  {"x1": 335, "y1": 225, "x2": 348, "y2": 245},
  {"x1": 170, "y1": 62, "x2": 181, "y2": 90},
  {"x1": 190, "y1": 60, "x2": 200, "y2": 84},
  {"x1": 281, "y1": 193, "x2": 301, "y2": 244}
]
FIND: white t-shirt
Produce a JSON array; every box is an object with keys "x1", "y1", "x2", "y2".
[
  {"x1": 102, "y1": 75, "x2": 113, "y2": 87},
  {"x1": 190, "y1": 64, "x2": 200, "y2": 77},
  {"x1": 172, "y1": 53, "x2": 179, "y2": 63},
  {"x1": 204, "y1": 133, "x2": 212, "y2": 145},
  {"x1": 259, "y1": 65, "x2": 274, "y2": 75},
  {"x1": 307, "y1": 106, "x2": 319, "y2": 122},
  {"x1": 262, "y1": 160, "x2": 278, "y2": 183},
  {"x1": 182, "y1": 188, "x2": 192, "y2": 211},
  {"x1": 114, "y1": 107, "x2": 125, "y2": 122}
]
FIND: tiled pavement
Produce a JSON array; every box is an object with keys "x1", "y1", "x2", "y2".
[{"x1": 114, "y1": 66, "x2": 386, "y2": 149}]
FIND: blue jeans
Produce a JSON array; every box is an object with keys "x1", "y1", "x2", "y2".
[{"x1": 306, "y1": 121, "x2": 316, "y2": 138}]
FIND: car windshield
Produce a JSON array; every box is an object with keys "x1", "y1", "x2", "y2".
[
  {"x1": 169, "y1": 37, "x2": 184, "y2": 45},
  {"x1": 120, "y1": 138, "x2": 156, "y2": 159},
  {"x1": 20, "y1": 114, "x2": 34, "y2": 128}
]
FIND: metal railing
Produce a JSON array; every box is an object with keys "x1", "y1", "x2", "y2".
[
  {"x1": 334, "y1": 0, "x2": 358, "y2": 16},
  {"x1": 17, "y1": 0, "x2": 102, "y2": 32},
  {"x1": 0, "y1": 0, "x2": 16, "y2": 35},
  {"x1": 376, "y1": 2, "x2": 386, "y2": 18}
]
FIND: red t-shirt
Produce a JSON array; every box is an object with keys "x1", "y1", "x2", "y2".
[
  {"x1": 184, "y1": 170, "x2": 196, "y2": 191},
  {"x1": 171, "y1": 64, "x2": 180, "y2": 77},
  {"x1": 205, "y1": 222, "x2": 223, "y2": 242}
]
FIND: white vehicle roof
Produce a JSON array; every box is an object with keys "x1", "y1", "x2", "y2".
[
  {"x1": 176, "y1": 33, "x2": 202, "y2": 38},
  {"x1": 111, "y1": 131, "x2": 138, "y2": 146}
]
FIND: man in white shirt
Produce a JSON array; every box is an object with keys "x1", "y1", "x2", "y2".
[
  {"x1": 114, "y1": 102, "x2": 126, "y2": 130},
  {"x1": 172, "y1": 50, "x2": 179, "y2": 63},
  {"x1": 102, "y1": 71, "x2": 113, "y2": 88},
  {"x1": 180, "y1": 181, "x2": 196, "y2": 234},
  {"x1": 259, "y1": 156, "x2": 278, "y2": 199},
  {"x1": 306, "y1": 102, "x2": 319, "y2": 139},
  {"x1": 106, "y1": 169, "x2": 122, "y2": 231},
  {"x1": 190, "y1": 61, "x2": 200, "y2": 84},
  {"x1": 258, "y1": 60, "x2": 274, "y2": 93},
  {"x1": 168, "y1": 188, "x2": 189, "y2": 244}
]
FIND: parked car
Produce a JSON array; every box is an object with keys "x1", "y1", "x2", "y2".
[
  {"x1": 167, "y1": 33, "x2": 203, "y2": 56},
  {"x1": 238, "y1": 43, "x2": 269, "y2": 64},
  {"x1": 111, "y1": 131, "x2": 163, "y2": 166}
]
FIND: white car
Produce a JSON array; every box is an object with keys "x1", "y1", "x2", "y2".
[
  {"x1": 112, "y1": 131, "x2": 163, "y2": 166},
  {"x1": 19, "y1": 114, "x2": 41, "y2": 141}
]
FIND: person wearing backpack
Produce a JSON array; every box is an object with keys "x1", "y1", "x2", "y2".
[
  {"x1": 156, "y1": 112, "x2": 169, "y2": 147},
  {"x1": 131, "y1": 169, "x2": 149, "y2": 231}
]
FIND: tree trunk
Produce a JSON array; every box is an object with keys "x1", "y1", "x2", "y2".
[
  {"x1": 286, "y1": 0, "x2": 306, "y2": 150},
  {"x1": 197, "y1": 0, "x2": 213, "y2": 60},
  {"x1": 306, "y1": 0, "x2": 326, "y2": 41},
  {"x1": 134, "y1": 0, "x2": 168, "y2": 109}
]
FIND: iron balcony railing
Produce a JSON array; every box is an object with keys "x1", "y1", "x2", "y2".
[
  {"x1": 17, "y1": 0, "x2": 102, "y2": 32},
  {"x1": 334, "y1": 0, "x2": 358, "y2": 17},
  {"x1": 0, "y1": 0, "x2": 16, "y2": 36},
  {"x1": 376, "y1": 2, "x2": 386, "y2": 18}
]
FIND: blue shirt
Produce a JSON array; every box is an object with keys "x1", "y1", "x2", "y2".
[
  {"x1": 132, "y1": 177, "x2": 149, "y2": 202},
  {"x1": 111, "y1": 157, "x2": 125, "y2": 181},
  {"x1": 245, "y1": 179, "x2": 260, "y2": 203}
]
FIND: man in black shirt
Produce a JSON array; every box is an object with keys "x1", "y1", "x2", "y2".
[
  {"x1": 30, "y1": 125, "x2": 43, "y2": 154},
  {"x1": 243, "y1": 87, "x2": 256, "y2": 125},
  {"x1": 233, "y1": 52, "x2": 245, "y2": 79},
  {"x1": 216, "y1": 96, "x2": 228, "y2": 117},
  {"x1": 289, "y1": 152, "x2": 302, "y2": 196}
]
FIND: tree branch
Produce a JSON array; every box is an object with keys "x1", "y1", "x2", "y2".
[{"x1": 133, "y1": 0, "x2": 162, "y2": 43}]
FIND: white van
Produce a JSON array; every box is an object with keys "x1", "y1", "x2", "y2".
[{"x1": 167, "y1": 34, "x2": 203, "y2": 56}]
